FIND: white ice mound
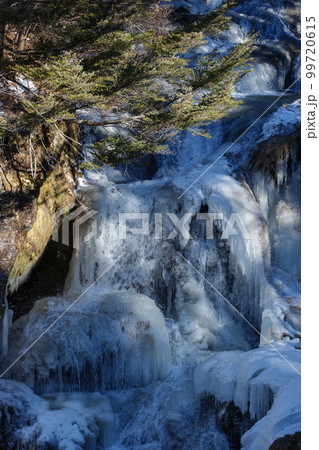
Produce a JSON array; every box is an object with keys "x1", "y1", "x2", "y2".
[
  {"x1": 194, "y1": 342, "x2": 300, "y2": 449},
  {"x1": 5, "y1": 291, "x2": 172, "y2": 393},
  {"x1": 261, "y1": 99, "x2": 301, "y2": 140},
  {"x1": 0, "y1": 379, "x2": 114, "y2": 449}
]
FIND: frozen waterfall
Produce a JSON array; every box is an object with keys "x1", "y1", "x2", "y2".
[
  {"x1": 0, "y1": 0, "x2": 301, "y2": 448},
  {"x1": 4, "y1": 291, "x2": 172, "y2": 393}
]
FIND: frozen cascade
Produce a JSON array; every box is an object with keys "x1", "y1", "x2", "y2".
[
  {"x1": 69, "y1": 157, "x2": 270, "y2": 349},
  {"x1": 0, "y1": 0, "x2": 301, "y2": 448},
  {"x1": 106, "y1": 365, "x2": 230, "y2": 449},
  {"x1": 4, "y1": 291, "x2": 172, "y2": 393},
  {"x1": 249, "y1": 100, "x2": 301, "y2": 278},
  {"x1": 68, "y1": 96, "x2": 301, "y2": 350},
  {"x1": 229, "y1": 0, "x2": 301, "y2": 94},
  {"x1": 177, "y1": 0, "x2": 301, "y2": 95},
  {"x1": 194, "y1": 341, "x2": 301, "y2": 450}
]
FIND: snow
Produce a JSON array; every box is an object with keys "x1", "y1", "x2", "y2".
[
  {"x1": 4, "y1": 291, "x2": 172, "y2": 393},
  {"x1": 194, "y1": 341, "x2": 301, "y2": 449},
  {"x1": 260, "y1": 267, "x2": 301, "y2": 345},
  {"x1": 222, "y1": 23, "x2": 247, "y2": 44},
  {"x1": 0, "y1": 380, "x2": 114, "y2": 449},
  {"x1": 261, "y1": 99, "x2": 301, "y2": 140},
  {"x1": 15, "y1": 75, "x2": 37, "y2": 93}
]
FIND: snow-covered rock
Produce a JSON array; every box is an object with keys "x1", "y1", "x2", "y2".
[
  {"x1": 4, "y1": 291, "x2": 172, "y2": 393},
  {"x1": 0, "y1": 379, "x2": 114, "y2": 449},
  {"x1": 261, "y1": 99, "x2": 301, "y2": 140},
  {"x1": 260, "y1": 267, "x2": 301, "y2": 345},
  {"x1": 194, "y1": 341, "x2": 301, "y2": 449}
]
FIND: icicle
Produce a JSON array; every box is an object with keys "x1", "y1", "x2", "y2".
[{"x1": 1, "y1": 294, "x2": 13, "y2": 359}]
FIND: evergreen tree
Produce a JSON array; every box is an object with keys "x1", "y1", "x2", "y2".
[{"x1": 0, "y1": 0, "x2": 253, "y2": 166}]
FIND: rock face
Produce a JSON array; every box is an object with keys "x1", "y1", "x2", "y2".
[
  {"x1": 269, "y1": 432, "x2": 301, "y2": 450},
  {"x1": 6, "y1": 152, "x2": 76, "y2": 319},
  {"x1": 216, "y1": 400, "x2": 255, "y2": 449},
  {"x1": 0, "y1": 123, "x2": 80, "y2": 318},
  {"x1": 0, "y1": 192, "x2": 37, "y2": 306},
  {"x1": 3, "y1": 291, "x2": 172, "y2": 393}
]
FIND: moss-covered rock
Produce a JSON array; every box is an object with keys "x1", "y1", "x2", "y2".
[
  {"x1": 6, "y1": 151, "x2": 75, "y2": 298},
  {"x1": 0, "y1": 121, "x2": 81, "y2": 318},
  {"x1": 0, "y1": 192, "x2": 37, "y2": 303}
]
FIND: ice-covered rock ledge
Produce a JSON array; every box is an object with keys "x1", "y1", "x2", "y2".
[
  {"x1": 247, "y1": 100, "x2": 301, "y2": 279},
  {"x1": 0, "y1": 380, "x2": 114, "y2": 449},
  {"x1": 3, "y1": 291, "x2": 172, "y2": 393},
  {"x1": 194, "y1": 341, "x2": 300, "y2": 449}
]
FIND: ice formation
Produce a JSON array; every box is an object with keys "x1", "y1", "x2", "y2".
[
  {"x1": 4, "y1": 291, "x2": 172, "y2": 393},
  {"x1": 107, "y1": 365, "x2": 230, "y2": 449},
  {"x1": 250, "y1": 101, "x2": 301, "y2": 279},
  {"x1": 0, "y1": 0, "x2": 301, "y2": 448},
  {"x1": 0, "y1": 380, "x2": 114, "y2": 449},
  {"x1": 69, "y1": 156, "x2": 271, "y2": 352},
  {"x1": 194, "y1": 341, "x2": 301, "y2": 449},
  {"x1": 0, "y1": 295, "x2": 13, "y2": 358}
]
